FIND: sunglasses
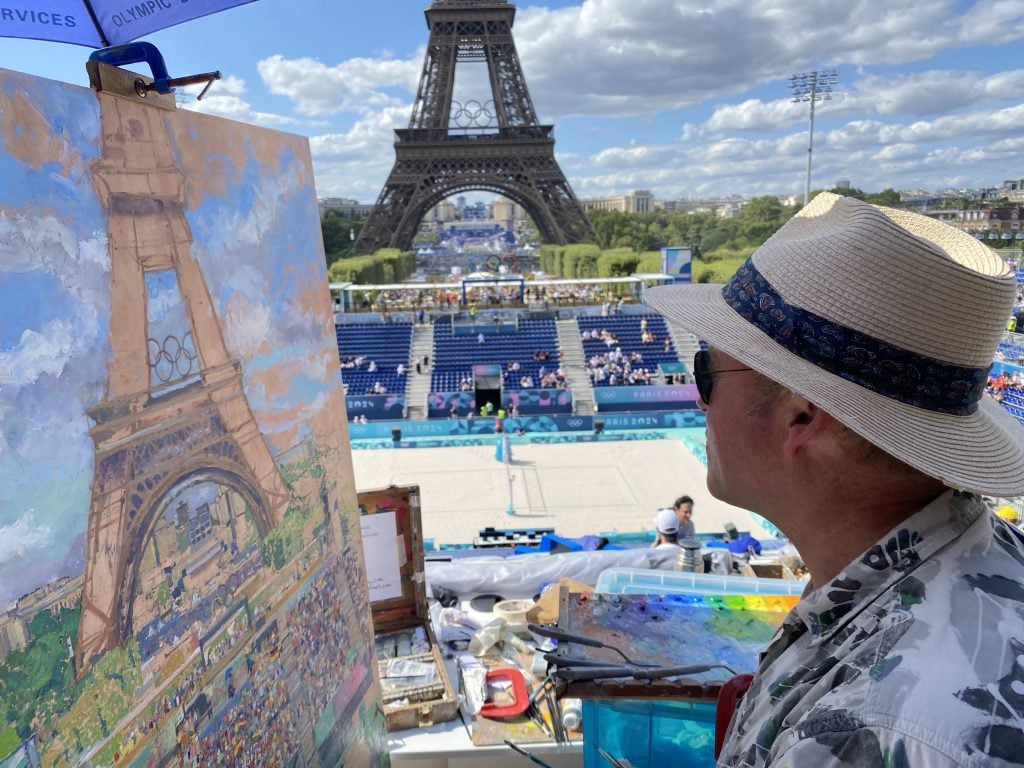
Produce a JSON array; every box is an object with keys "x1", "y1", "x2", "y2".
[{"x1": 693, "y1": 350, "x2": 754, "y2": 405}]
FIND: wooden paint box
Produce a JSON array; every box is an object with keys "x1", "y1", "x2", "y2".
[{"x1": 358, "y1": 485, "x2": 457, "y2": 731}]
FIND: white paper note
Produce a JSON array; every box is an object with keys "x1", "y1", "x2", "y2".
[{"x1": 360, "y1": 510, "x2": 403, "y2": 602}]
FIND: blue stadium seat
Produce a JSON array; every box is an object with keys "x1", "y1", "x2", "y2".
[
  {"x1": 576, "y1": 313, "x2": 678, "y2": 386},
  {"x1": 335, "y1": 322, "x2": 414, "y2": 396}
]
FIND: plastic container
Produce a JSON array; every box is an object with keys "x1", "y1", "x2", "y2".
[
  {"x1": 594, "y1": 567, "x2": 807, "y2": 596},
  {"x1": 582, "y1": 698, "x2": 717, "y2": 768}
]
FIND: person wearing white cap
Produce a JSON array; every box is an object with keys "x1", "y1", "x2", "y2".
[
  {"x1": 652, "y1": 508, "x2": 681, "y2": 549},
  {"x1": 647, "y1": 193, "x2": 1024, "y2": 768}
]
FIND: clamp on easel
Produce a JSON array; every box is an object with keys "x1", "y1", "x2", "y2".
[{"x1": 88, "y1": 41, "x2": 221, "y2": 101}]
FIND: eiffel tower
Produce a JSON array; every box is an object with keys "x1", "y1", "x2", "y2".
[{"x1": 354, "y1": 0, "x2": 593, "y2": 254}]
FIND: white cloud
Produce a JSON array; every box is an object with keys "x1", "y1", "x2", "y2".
[
  {"x1": 257, "y1": 53, "x2": 420, "y2": 116},
  {"x1": 0, "y1": 512, "x2": 53, "y2": 565},
  {"x1": 181, "y1": 74, "x2": 298, "y2": 127},
  {"x1": 510, "y1": 0, "x2": 1024, "y2": 119}
]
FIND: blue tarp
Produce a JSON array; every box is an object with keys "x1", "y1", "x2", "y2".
[{"x1": 0, "y1": 0, "x2": 257, "y2": 47}]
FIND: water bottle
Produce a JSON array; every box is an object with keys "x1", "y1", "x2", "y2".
[
  {"x1": 675, "y1": 538, "x2": 704, "y2": 573},
  {"x1": 561, "y1": 697, "x2": 582, "y2": 731}
]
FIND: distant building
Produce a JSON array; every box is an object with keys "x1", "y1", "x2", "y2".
[
  {"x1": 659, "y1": 195, "x2": 747, "y2": 217},
  {"x1": 925, "y1": 203, "x2": 1024, "y2": 241},
  {"x1": 1001, "y1": 180, "x2": 1024, "y2": 204},
  {"x1": 491, "y1": 198, "x2": 527, "y2": 226},
  {"x1": 578, "y1": 190, "x2": 655, "y2": 214},
  {"x1": 426, "y1": 200, "x2": 458, "y2": 224},
  {"x1": 318, "y1": 197, "x2": 373, "y2": 218}
]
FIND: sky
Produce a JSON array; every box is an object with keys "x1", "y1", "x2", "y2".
[{"x1": 2, "y1": 0, "x2": 1024, "y2": 205}]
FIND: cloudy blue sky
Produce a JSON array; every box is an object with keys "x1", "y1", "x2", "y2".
[{"x1": 2, "y1": 0, "x2": 1024, "y2": 203}]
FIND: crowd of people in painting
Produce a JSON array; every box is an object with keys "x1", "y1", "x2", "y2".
[
  {"x1": 170, "y1": 561, "x2": 353, "y2": 768},
  {"x1": 177, "y1": 623, "x2": 296, "y2": 768}
]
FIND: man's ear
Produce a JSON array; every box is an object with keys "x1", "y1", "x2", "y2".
[{"x1": 781, "y1": 396, "x2": 835, "y2": 459}]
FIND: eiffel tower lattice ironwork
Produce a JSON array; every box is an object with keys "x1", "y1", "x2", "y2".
[{"x1": 354, "y1": 0, "x2": 594, "y2": 254}]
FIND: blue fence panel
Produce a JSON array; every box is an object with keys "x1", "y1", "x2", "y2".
[
  {"x1": 506, "y1": 388, "x2": 573, "y2": 414},
  {"x1": 594, "y1": 384, "x2": 698, "y2": 412},
  {"x1": 346, "y1": 410, "x2": 706, "y2": 441},
  {"x1": 346, "y1": 395, "x2": 406, "y2": 421},
  {"x1": 427, "y1": 391, "x2": 477, "y2": 418}
]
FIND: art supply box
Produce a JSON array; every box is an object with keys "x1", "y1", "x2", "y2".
[{"x1": 359, "y1": 485, "x2": 457, "y2": 731}]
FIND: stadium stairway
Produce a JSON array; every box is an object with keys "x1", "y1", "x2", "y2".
[
  {"x1": 405, "y1": 324, "x2": 435, "y2": 419},
  {"x1": 556, "y1": 319, "x2": 596, "y2": 413},
  {"x1": 666, "y1": 323, "x2": 700, "y2": 382}
]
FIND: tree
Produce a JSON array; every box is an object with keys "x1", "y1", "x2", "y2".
[
  {"x1": 320, "y1": 211, "x2": 367, "y2": 266},
  {"x1": 865, "y1": 188, "x2": 902, "y2": 206},
  {"x1": 737, "y1": 196, "x2": 785, "y2": 243}
]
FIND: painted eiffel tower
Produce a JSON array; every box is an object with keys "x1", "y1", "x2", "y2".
[
  {"x1": 354, "y1": 0, "x2": 593, "y2": 254},
  {"x1": 76, "y1": 67, "x2": 290, "y2": 675}
]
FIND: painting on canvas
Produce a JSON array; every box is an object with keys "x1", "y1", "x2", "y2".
[{"x1": 0, "y1": 67, "x2": 388, "y2": 767}]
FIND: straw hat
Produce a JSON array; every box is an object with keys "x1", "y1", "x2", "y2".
[
  {"x1": 654, "y1": 508, "x2": 679, "y2": 534},
  {"x1": 648, "y1": 192, "x2": 1024, "y2": 496}
]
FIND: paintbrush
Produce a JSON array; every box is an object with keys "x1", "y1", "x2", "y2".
[
  {"x1": 527, "y1": 702, "x2": 553, "y2": 739},
  {"x1": 504, "y1": 739, "x2": 556, "y2": 768},
  {"x1": 554, "y1": 661, "x2": 738, "y2": 682}
]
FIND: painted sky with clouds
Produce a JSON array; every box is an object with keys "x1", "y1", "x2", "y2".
[
  {"x1": 0, "y1": 70, "x2": 334, "y2": 608},
  {"x1": 2, "y1": 0, "x2": 1023, "y2": 204}
]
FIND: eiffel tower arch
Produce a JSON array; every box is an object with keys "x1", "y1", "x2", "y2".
[
  {"x1": 355, "y1": 0, "x2": 594, "y2": 254},
  {"x1": 76, "y1": 81, "x2": 290, "y2": 675}
]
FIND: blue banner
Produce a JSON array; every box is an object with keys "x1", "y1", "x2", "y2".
[
  {"x1": 506, "y1": 388, "x2": 573, "y2": 414},
  {"x1": 347, "y1": 410, "x2": 706, "y2": 441},
  {"x1": 346, "y1": 394, "x2": 405, "y2": 421},
  {"x1": 594, "y1": 384, "x2": 698, "y2": 412},
  {"x1": 427, "y1": 389, "x2": 573, "y2": 417},
  {"x1": 661, "y1": 246, "x2": 692, "y2": 283},
  {"x1": 0, "y1": 0, "x2": 257, "y2": 48},
  {"x1": 427, "y1": 391, "x2": 476, "y2": 418}
]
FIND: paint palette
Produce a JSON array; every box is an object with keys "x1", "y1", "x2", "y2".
[{"x1": 553, "y1": 592, "x2": 798, "y2": 699}]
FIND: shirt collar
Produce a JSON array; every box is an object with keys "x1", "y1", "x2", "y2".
[{"x1": 791, "y1": 489, "x2": 985, "y2": 644}]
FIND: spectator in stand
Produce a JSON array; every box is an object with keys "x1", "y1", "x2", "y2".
[
  {"x1": 652, "y1": 508, "x2": 681, "y2": 549},
  {"x1": 674, "y1": 495, "x2": 696, "y2": 538},
  {"x1": 397, "y1": 363, "x2": 406, "y2": 376}
]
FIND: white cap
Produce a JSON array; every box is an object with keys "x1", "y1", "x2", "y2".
[{"x1": 654, "y1": 508, "x2": 679, "y2": 535}]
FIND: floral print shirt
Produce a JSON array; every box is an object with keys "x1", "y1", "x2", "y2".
[{"x1": 718, "y1": 490, "x2": 1024, "y2": 767}]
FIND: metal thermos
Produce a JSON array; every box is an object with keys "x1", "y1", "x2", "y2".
[{"x1": 675, "y1": 538, "x2": 704, "y2": 573}]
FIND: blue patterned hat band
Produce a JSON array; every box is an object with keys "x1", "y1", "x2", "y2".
[{"x1": 722, "y1": 258, "x2": 989, "y2": 415}]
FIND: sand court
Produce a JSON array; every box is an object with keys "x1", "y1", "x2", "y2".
[{"x1": 350, "y1": 434, "x2": 774, "y2": 546}]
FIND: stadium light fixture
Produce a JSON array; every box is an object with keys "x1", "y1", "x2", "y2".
[{"x1": 789, "y1": 69, "x2": 839, "y2": 207}]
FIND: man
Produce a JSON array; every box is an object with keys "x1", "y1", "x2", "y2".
[
  {"x1": 648, "y1": 193, "x2": 1024, "y2": 767},
  {"x1": 674, "y1": 495, "x2": 696, "y2": 539},
  {"x1": 652, "y1": 508, "x2": 681, "y2": 549}
]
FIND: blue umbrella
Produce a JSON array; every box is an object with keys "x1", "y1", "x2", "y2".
[{"x1": 0, "y1": 0, "x2": 257, "y2": 48}]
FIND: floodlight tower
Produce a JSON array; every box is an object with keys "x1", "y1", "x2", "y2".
[{"x1": 789, "y1": 69, "x2": 838, "y2": 207}]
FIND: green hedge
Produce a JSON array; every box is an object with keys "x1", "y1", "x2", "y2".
[
  {"x1": 597, "y1": 248, "x2": 640, "y2": 277},
  {"x1": 694, "y1": 255, "x2": 749, "y2": 284},
  {"x1": 327, "y1": 248, "x2": 415, "y2": 284}
]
